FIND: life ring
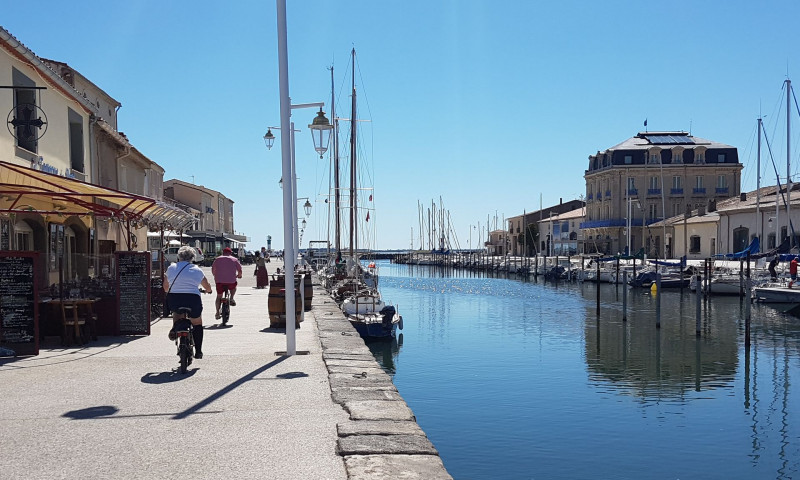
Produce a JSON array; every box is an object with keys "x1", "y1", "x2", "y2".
[{"x1": 368, "y1": 262, "x2": 375, "y2": 268}]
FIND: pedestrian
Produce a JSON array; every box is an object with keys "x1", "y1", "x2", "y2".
[
  {"x1": 768, "y1": 256, "x2": 779, "y2": 281},
  {"x1": 790, "y1": 257, "x2": 798, "y2": 288},
  {"x1": 254, "y1": 251, "x2": 269, "y2": 289},
  {"x1": 261, "y1": 246, "x2": 270, "y2": 263},
  {"x1": 211, "y1": 247, "x2": 243, "y2": 319}
]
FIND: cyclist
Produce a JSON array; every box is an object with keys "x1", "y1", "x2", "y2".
[
  {"x1": 212, "y1": 247, "x2": 243, "y2": 320},
  {"x1": 163, "y1": 246, "x2": 213, "y2": 359}
]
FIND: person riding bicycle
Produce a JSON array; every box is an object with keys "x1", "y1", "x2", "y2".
[
  {"x1": 212, "y1": 247, "x2": 243, "y2": 320},
  {"x1": 163, "y1": 246, "x2": 212, "y2": 359}
]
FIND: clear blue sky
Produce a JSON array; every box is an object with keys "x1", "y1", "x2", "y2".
[{"x1": 5, "y1": 1, "x2": 800, "y2": 250}]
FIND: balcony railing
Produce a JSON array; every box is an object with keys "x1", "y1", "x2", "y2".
[
  {"x1": 605, "y1": 190, "x2": 611, "y2": 198},
  {"x1": 693, "y1": 187, "x2": 706, "y2": 194},
  {"x1": 647, "y1": 188, "x2": 661, "y2": 196},
  {"x1": 670, "y1": 188, "x2": 684, "y2": 195},
  {"x1": 627, "y1": 188, "x2": 638, "y2": 195},
  {"x1": 715, "y1": 187, "x2": 729, "y2": 194},
  {"x1": 587, "y1": 193, "x2": 593, "y2": 200}
]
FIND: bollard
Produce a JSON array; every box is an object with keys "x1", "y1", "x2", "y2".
[{"x1": 622, "y1": 271, "x2": 628, "y2": 321}]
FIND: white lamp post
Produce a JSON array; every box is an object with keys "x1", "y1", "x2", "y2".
[{"x1": 273, "y1": 0, "x2": 331, "y2": 355}]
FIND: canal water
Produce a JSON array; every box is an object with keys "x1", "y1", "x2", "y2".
[{"x1": 368, "y1": 260, "x2": 800, "y2": 480}]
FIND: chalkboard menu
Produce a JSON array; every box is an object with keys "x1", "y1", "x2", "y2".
[
  {"x1": 0, "y1": 252, "x2": 39, "y2": 355},
  {"x1": 116, "y1": 251, "x2": 150, "y2": 335}
]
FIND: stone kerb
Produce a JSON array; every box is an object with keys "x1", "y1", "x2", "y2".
[{"x1": 310, "y1": 280, "x2": 452, "y2": 480}]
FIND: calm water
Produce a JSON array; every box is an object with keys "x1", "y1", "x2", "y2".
[{"x1": 368, "y1": 261, "x2": 800, "y2": 480}]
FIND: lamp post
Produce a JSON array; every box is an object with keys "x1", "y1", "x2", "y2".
[{"x1": 272, "y1": 0, "x2": 332, "y2": 355}]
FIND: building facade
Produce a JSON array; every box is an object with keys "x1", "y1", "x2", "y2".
[
  {"x1": 581, "y1": 131, "x2": 742, "y2": 257},
  {"x1": 506, "y1": 199, "x2": 585, "y2": 256}
]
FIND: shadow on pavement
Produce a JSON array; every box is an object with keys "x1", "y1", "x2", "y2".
[
  {"x1": 276, "y1": 371, "x2": 309, "y2": 379},
  {"x1": 206, "y1": 324, "x2": 233, "y2": 330},
  {"x1": 141, "y1": 368, "x2": 198, "y2": 383},
  {"x1": 62, "y1": 405, "x2": 119, "y2": 419},
  {"x1": 172, "y1": 355, "x2": 288, "y2": 420}
]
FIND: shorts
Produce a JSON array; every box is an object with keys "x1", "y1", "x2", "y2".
[
  {"x1": 167, "y1": 293, "x2": 203, "y2": 318},
  {"x1": 216, "y1": 282, "x2": 237, "y2": 295},
  {"x1": 792, "y1": 273, "x2": 797, "y2": 281}
]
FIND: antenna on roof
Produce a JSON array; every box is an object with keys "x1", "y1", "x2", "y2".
[{"x1": 689, "y1": 119, "x2": 692, "y2": 136}]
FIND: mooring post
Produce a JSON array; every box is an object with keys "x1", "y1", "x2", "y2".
[
  {"x1": 622, "y1": 271, "x2": 628, "y2": 321},
  {"x1": 696, "y1": 272, "x2": 702, "y2": 336},
  {"x1": 655, "y1": 270, "x2": 661, "y2": 328},
  {"x1": 745, "y1": 253, "x2": 751, "y2": 348},
  {"x1": 596, "y1": 260, "x2": 601, "y2": 317}
]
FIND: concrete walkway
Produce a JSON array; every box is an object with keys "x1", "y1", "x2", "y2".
[{"x1": 0, "y1": 260, "x2": 451, "y2": 479}]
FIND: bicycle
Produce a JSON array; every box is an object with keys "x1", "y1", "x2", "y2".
[
  {"x1": 220, "y1": 286, "x2": 231, "y2": 325},
  {"x1": 170, "y1": 306, "x2": 194, "y2": 373}
]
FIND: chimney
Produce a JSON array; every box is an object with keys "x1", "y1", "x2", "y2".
[
  {"x1": 740, "y1": 192, "x2": 747, "y2": 201},
  {"x1": 708, "y1": 199, "x2": 716, "y2": 212},
  {"x1": 698, "y1": 204, "x2": 706, "y2": 216}
]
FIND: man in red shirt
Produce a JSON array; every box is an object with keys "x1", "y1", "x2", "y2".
[{"x1": 211, "y1": 247, "x2": 243, "y2": 319}]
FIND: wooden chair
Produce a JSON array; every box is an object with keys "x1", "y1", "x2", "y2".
[{"x1": 60, "y1": 301, "x2": 86, "y2": 346}]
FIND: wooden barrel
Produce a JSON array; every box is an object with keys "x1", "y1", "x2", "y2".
[{"x1": 268, "y1": 288, "x2": 302, "y2": 328}]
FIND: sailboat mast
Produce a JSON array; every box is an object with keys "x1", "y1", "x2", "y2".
[
  {"x1": 757, "y1": 117, "x2": 762, "y2": 250},
  {"x1": 788, "y1": 78, "x2": 792, "y2": 248},
  {"x1": 349, "y1": 48, "x2": 357, "y2": 258},
  {"x1": 331, "y1": 65, "x2": 341, "y2": 256}
]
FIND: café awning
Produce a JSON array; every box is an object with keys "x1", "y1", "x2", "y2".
[{"x1": 0, "y1": 161, "x2": 194, "y2": 230}]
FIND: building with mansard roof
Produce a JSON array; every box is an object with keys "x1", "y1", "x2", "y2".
[{"x1": 580, "y1": 131, "x2": 742, "y2": 257}]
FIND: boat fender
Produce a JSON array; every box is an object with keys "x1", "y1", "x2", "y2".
[{"x1": 398, "y1": 315, "x2": 403, "y2": 330}]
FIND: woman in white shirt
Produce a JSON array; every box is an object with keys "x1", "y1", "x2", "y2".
[{"x1": 163, "y1": 246, "x2": 213, "y2": 358}]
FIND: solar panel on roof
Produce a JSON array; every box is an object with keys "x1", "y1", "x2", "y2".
[{"x1": 644, "y1": 135, "x2": 694, "y2": 145}]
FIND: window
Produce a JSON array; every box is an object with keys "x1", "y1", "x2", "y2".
[
  {"x1": 627, "y1": 177, "x2": 635, "y2": 190},
  {"x1": 649, "y1": 176, "x2": 659, "y2": 189},
  {"x1": 12, "y1": 68, "x2": 37, "y2": 153},
  {"x1": 718, "y1": 154, "x2": 726, "y2": 163},
  {"x1": 673, "y1": 203, "x2": 682, "y2": 216},
  {"x1": 695, "y1": 176, "x2": 704, "y2": 188},
  {"x1": 696, "y1": 151, "x2": 705, "y2": 164},
  {"x1": 14, "y1": 221, "x2": 33, "y2": 251},
  {"x1": 732, "y1": 227, "x2": 749, "y2": 252},
  {"x1": 649, "y1": 204, "x2": 658, "y2": 218},
  {"x1": 624, "y1": 155, "x2": 632, "y2": 164},
  {"x1": 672, "y1": 176, "x2": 682, "y2": 189},
  {"x1": 717, "y1": 175, "x2": 727, "y2": 188},
  {"x1": 690, "y1": 235, "x2": 701, "y2": 253},
  {"x1": 648, "y1": 153, "x2": 660, "y2": 164},
  {"x1": 768, "y1": 233, "x2": 776, "y2": 249},
  {"x1": 673, "y1": 152, "x2": 683, "y2": 164},
  {"x1": 68, "y1": 108, "x2": 84, "y2": 173}
]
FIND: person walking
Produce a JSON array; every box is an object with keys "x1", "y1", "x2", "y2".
[
  {"x1": 790, "y1": 257, "x2": 798, "y2": 288},
  {"x1": 211, "y1": 247, "x2": 243, "y2": 319},
  {"x1": 163, "y1": 246, "x2": 213, "y2": 359},
  {"x1": 254, "y1": 251, "x2": 269, "y2": 288}
]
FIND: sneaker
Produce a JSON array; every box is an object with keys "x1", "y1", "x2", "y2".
[
  {"x1": 168, "y1": 329, "x2": 176, "y2": 341},
  {"x1": 215, "y1": 312, "x2": 221, "y2": 319},
  {"x1": 230, "y1": 299, "x2": 237, "y2": 306},
  {"x1": 194, "y1": 351, "x2": 203, "y2": 359}
]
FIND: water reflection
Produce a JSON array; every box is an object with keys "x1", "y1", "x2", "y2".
[
  {"x1": 370, "y1": 261, "x2": 800, "y2": 479},
  {"x1": 367, "y1": 334, "x2": 402, "y2": 375}
]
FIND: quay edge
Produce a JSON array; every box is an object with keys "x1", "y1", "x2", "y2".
[{"x1": 310, "y1": 279, "x2": 453, "y2": 480}]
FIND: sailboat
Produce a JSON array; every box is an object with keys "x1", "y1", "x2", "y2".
[{"x1": 328, "y1": 48, "x2": 401, "y2": 339}]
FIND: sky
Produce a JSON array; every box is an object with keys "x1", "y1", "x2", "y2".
[{"x1": 5, "y1": 1, "x2": 800, "y2": 250}]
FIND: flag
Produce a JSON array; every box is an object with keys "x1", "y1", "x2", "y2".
[
  {"x1": 366, "y1": 212, "x2": 370, "y2": 222},
  {"x1": 643, "y1": 118, "x2": 648, "y2": 127}
]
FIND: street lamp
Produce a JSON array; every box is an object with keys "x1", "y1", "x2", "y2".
[
  {"x1": 309, "y1": 108, "x2": 333, "y2": 159},
  {"x1": 263, "y1": 128, "x2": 276, "y2": 150}
]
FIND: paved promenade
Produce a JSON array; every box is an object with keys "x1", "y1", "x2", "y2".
[{"x1": 0, "y1": 261, "x2": 451, "y2": 479}]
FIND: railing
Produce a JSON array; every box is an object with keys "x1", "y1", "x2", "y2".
[
  {"x1": 627, "y1": 188, "x2": 638, "y2": 195},
  {"x1": 605, "y1": 190, "x2": 611, "y2": 198},
  {"x1": 715, "y1": 187, "x2": 729, "y2": 194},
  {"x1": 647, "y1": 188, "x2": 661, "y2": 196},
  {"x1": 670, "y1": 188, "x2": 684, "y2": 195},
  {"x1": 693, "y1": 187, "x2": 706, "y2": 194}
]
